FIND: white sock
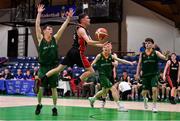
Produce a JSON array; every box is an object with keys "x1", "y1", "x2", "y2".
[{"x1": 162, "y1": 95, "x2": 164, "y2": 99}]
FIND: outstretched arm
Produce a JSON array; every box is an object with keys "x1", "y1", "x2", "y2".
[
  {"x1": 77, "y1": 28, "x2": 104, "y2": 46},
  {"x1": 156, "y1": 51, "x2": 167, "y2": 61},
  {"x1": 112, "y1": 53, "x2": 118, "y2": 68},
  {"x1": 35, "y1": 4, "x2": 44, "y2": 44},
  {"x1": 112, "y1": 55, "x2": 134, "y2": 65},
  {"x1": 54, "y1": 9, "x2": 74, "y2": 43}
]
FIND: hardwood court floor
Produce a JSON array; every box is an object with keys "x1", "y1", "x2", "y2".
[{"x1": 0, "y1": 96, "x2": 180, "y2": 120}]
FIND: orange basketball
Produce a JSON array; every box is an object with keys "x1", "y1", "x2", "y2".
[{"x1": 95, "y1": 28, "x2": 109, "y2": 40}]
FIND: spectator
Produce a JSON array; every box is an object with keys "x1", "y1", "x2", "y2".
[
  {"x1": 24, "y1": 69, "x2": 33, "y2": 80},
  {"x1": 0, "y1": 72, "x2": 4, "y2": 80},
  {"x1": 61, "y1": 70, "x2": 71, "y2": 81},
  {"x1": 119, "y1": 80, "x2": 132, "y2": 100},
  {"x1": 131, "y1": 75, "x2": 139, "y2": 100},
  {"x1": 158, "y1": 71, "x2": 166, "y2": 100},
  {"x1": 4, "y1": 69, "x2": 13, "y2": 79},
  {"x1": 120, "y1": 70, "x2": 131, "y2": 86},
  {"x1": 14, "y1": 69, "x2": 24, "y2": 80},
  {"x1": 165, "y1": 84, "x2": 170, "y2": 101}
]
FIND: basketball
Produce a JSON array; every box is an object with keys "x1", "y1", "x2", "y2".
[{"x1": 95, "y1": 28, "x2": 109, "y2": 40}]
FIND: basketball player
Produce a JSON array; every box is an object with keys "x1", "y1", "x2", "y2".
[
  {"x1": 40, "y1": 13, "x2": 107, "y2": 85},
  {"x1": 99, "y1": 42, "x2": 119, "y2": 108},
  {"x1": 89, "y1": 44, "x2": 135, "y2": 111},
  {"x1": 135, "y1": 38, "x2": 167, "y2": 113},
  {"x1": 163, "y1": 53, "x2": 180, "y2": 104},
  {"x1": 34, "y1": 4, "x2": 73, "y2": 116}
]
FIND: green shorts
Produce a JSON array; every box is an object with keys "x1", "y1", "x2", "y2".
[
  {"x1": 141, "y1": 75, "x2": 159, "y2": 90},
  {"x1": 99, "y1": 74, "x2": 112, "y2": 88},
  {"x1": 38, "y1": 65, "x2": 59, "y2": 88}
]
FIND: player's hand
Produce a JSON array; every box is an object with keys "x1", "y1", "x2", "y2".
[
  {"x1": 37, "y1": 4, "x2": 45, "y2": 13},
  {"x1": 177, "y1": 78, "x2": 180, "y2": 83},
  {"x1": 66, "y1": 8, "x2": 74, "y2": 18}
]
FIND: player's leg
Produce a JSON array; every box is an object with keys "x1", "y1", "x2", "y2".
[
  {"x1": 43, "y1": 64, "x2": 67, "y2": 80},
  {"x1": 135, "y1": 84, "x2": 139, "y2": 100},
  {"x1": 166, "y1": 86, "x2": 170, "y2": 101},
  {"x1": 51, "y1": 88, "x2": 58, "y2": 116},
  {"x1": 171, "y1": 87, "x2": 177, "y2": 104},
  {"x1": 110, "y1": 86, "x2": 128, "y2": 112},
  {"x1": 178, "y1": 86, "x2": 180, "y2": 101},
  {"x1": 88, "y1": 87, "x2": 107, "y2": 108},
  {"x1": 131, "y1": 85, "x2": 135, "y2": 100},
  {"x1": 167, "y1": 76, "x2": 177, "y2": 104},
  {"x1": 75, "y1": 53, "x2": 95, "y2": 85},
  {"x1": 101, "y1": 83, "x2": 118, "y2": 108},
  {"x1": 49, "y1": 73, "x2": 59, "y2": 116},
  {"x1": 35, "y1": 87, "x2": 43, "y2": 115},
  {"x1": 100, "y1": 91, "x2": 107, "y2": 108},
  {"x1": 152, "y1": 87, "x2": 158, "y2": 112},
  {"x1": 89, "y1": 75, "x2": 112, "y2": 108},
  {"x1": 35, "y1": 67, "x2": 48, "y2": 115},
  {"x1": 151, "y1": 75, "x2": 159, "y2": 113},
  {"x1": 141, "y1": 77, "x2": 150, "y2": 109},
  {"x1": 80, "y1": 66, "x2": 95, "y2": 82},
  {"x1": 162, "y1": 84, "x2": 165, "y2": 100}
]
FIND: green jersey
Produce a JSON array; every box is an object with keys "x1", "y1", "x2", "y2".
[
  {"x1": 38, "y1": 37, "x2": 59, "y2": 66},
  {"x1": 141, "y1": 50, "x2": 159, "y2": 77},
  {"x1": 96, "y1": 53, "x2": 113, "y2": 78}
]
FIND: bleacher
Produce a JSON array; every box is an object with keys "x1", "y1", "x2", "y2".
[{"x1": 0, "y1": 55, "x2": 167, "y2": 79}]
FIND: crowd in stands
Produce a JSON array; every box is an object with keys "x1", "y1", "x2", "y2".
[{"x1": 0, "y1": 68, "x2": 35, "y2": 80}]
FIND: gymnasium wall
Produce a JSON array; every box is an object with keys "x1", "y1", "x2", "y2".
[
  {"x1": 122, "y1": 0, "x2": 180, "y2": 54},
  {"x1": 0, "y1": 25, "x2": 11, "y2": 57},
  {"x1": 1, "y1": 0, "x2": 180, "y2": 57}
]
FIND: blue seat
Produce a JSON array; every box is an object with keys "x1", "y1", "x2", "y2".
[
  {"x1": 129, "y1": 74, "x2": 134, "y2": 78},
  {"x1": 131, "y1": 70, "x2": 136, "y2": 74},
  {"x1": 22, "y1": 69, "x2": 27, "y2": 73},
  {"x1": 128, "y1": 66, "x2": 134, "y2": 70},
  {"x1": 117, "y1": 69, "x2": 123, "y2": 74},
  {"x1": 13, "y1": 66, "x2": 17, "y2": 69}
]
